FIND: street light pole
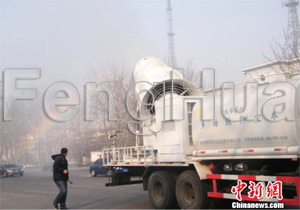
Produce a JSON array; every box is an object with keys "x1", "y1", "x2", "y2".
[
  {"x1": 27, "y1": 120, "x2": 40, "y2": 167},
  {"x1": 30, "y1": 121, "x2": 40, "y2": 167},
  {"x1": 1, "y1": 126, "x2": 8, "y2": 163},
  {"x1": 36, "y1": 122, "x2": 39, "y2": 167}
]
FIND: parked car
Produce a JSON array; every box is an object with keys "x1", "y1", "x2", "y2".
[
  {"x1": 0, "y1": 165, "x2": 13, "y2": 177},
  {"x1": 3, "y1": 164, "x2": 24, "y2": 176},
  {"x1": 89, "y1": 159, "x2": 128, "y2": 177}
]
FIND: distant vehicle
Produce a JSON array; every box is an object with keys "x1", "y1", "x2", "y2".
[
  {"x1": 24, "y1": 164, "x2": 38, "y2": 169},
  {"x1": 89, "y1": 159, "x2": 128, "y2": 177},
  {"x1": 3, "y1": 164, "x2": 24, "y2": 176},
  {"x1": 42, "y1": 162, "x2": 53, "y2": 172},
  {"x1": 0, "y1": 165, "x2": 13, "y2": 177},
  {"x1": 68, "y1": 161, "x2": 79, "y2": 168}
]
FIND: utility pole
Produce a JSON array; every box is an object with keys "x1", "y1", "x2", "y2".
[
  {"x1": 36, "y1": 123, "x2": 39, "y2": 166},
  {"x1": 167, "y1": 0, "x2": 176, "y2": 67},
  {"x1": 27, "y1": 120, "x2": 40, "y2": 166},
  {"x1": 284, "y1": 0, "x2": 300, "y2": 56}
]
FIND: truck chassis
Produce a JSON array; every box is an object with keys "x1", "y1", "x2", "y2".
[{"x1": 103, "y1": 146, "x2": 300, "y2": 208}]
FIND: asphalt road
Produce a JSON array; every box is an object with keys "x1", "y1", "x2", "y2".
[
  {"x1": 0, "y1": 168, "x2": 152, "y2": 209},
  {"x1": 1, "y1": 168, "x2": 297, "y2": 209}
]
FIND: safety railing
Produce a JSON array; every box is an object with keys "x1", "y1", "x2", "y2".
[{"x1": 102, "y1": 145, "x2": 156, "y2": 165}]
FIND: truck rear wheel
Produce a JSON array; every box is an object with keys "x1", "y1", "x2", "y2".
[
  {"x1": 176, "y1": 170, "x2": 210, "y2": 209},
  {"x1": 148, "y1": 171, "x2": 176, "y2": 209}
]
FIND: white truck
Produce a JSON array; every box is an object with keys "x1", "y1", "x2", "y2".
[{"x1": 103, "y1": 57, "x2": 300, "y2": 208}]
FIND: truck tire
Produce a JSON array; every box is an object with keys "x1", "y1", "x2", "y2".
[
  {"x1": 148, "y1": 171, "x2": 176, "y2": 209},
  {"x1": 176, "y1": 170, "x2": 210, "y2": 209}
]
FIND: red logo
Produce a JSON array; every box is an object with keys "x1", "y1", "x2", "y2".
[
  {"x1": 248, "y1": 181, "x2": 264, "y2": 199},
  {"x1": 266, "y1": 181, "x2": 283, "y2": 200},
  {"x1": 231, "y1": 180, "x2": 283, "y2": 201},
  {"x1": 231, "y1": 180, "x2": 247, "y2": 201}
]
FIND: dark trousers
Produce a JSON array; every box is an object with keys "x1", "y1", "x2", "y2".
[{"x1": 54, "y1": 180, "x2": 68, "y2": 207}]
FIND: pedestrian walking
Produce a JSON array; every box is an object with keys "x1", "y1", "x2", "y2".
[{"x1": 52, "y1": 148, "x2": 69, "y2": 209}]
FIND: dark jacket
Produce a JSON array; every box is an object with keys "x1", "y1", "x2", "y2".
[{"x1": 52, "y1": 154, "x2": 69, "y2": 181}]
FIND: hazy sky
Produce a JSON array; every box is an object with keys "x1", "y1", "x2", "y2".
[{"x1": 0, "y1": 0, "x2": 290, "y2": 89}]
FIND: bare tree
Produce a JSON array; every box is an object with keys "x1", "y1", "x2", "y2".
[
  {"x1": 85, "y1": 65, "x2": 136, "y2": 151},
  {"x1": 266, "y1": 28, "x2": 300, "y2": 79},
  {"x1": 183, "y1": 61, "x2": 202, "y2": 87}
]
